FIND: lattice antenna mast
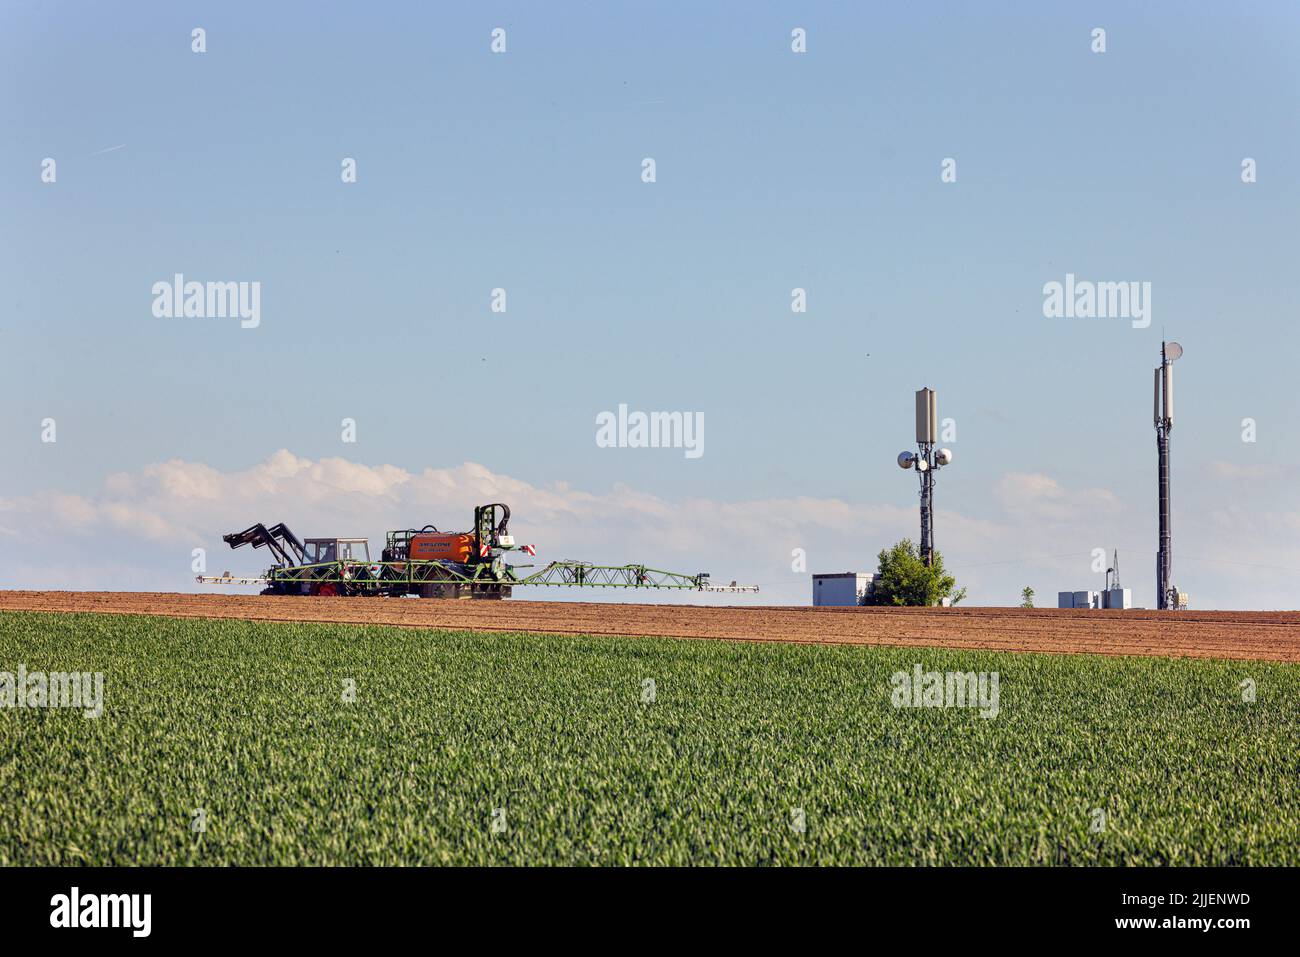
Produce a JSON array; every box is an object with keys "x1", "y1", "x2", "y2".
[{"x1": 897, "y1": 388, "x2": 953, "y2": 568}]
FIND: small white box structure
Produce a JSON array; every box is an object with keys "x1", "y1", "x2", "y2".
[
  {"x1": 813, "y1": 572, "x2": 878, "y2": 607},
  {"x1": 1073, "y1": 590, "x2": 1102, "y2": 609},
  {"x1": 1061, "y1": 588, "x2": 1132, "y2": 609},
  {"x1": 1103, "y1": 588, "x2": 1133, "y2": 610}
]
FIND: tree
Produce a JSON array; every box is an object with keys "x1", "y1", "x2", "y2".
[
  {"x1": 1020, "y1": 586, "x2": 1035, "y2": 609},
  {"x1": 863, "y1": 538, "x2": 965, "y2": 607}
]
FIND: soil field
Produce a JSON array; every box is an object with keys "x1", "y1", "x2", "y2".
[{"x1": 1, "y1": 591, "x2": 1298, "y2": 662}]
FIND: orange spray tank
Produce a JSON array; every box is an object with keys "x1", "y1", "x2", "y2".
[{"x1": 408, "y1": 532, "x2": 476, "y2": 563}]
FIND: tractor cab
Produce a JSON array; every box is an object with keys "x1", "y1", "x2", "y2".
[{"x1": 301, "y1": 538, "x2": 370, "y2": 565}]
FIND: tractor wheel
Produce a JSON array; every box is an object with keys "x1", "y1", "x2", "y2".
[{"x1": 315, "y1": 583, "x2": 339, "y2": 597}]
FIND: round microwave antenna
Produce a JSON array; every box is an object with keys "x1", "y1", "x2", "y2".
[{"x1": 1165, "y1": 341, "x2": 1183, "y2": 362}]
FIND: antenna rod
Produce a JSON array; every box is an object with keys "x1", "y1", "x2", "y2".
[
  {"x1": 919, "y1": 445, "x2": 934, "y2": 566},
  {"x1": 1154, "y1": 341, "x2": 1180, "y2": 609},
  {"x1": 915, "y1": 388, "x2": 936, "y2": 566}
]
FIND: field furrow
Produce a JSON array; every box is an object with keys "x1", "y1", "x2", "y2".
[{"x1": 1, "y1": 591, "x2": 1298, "y2": 661}]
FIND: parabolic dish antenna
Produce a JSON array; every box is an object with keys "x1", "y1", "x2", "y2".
[{"x1": 1165, "y1": 341, "x2": 1183, "y2": 362}]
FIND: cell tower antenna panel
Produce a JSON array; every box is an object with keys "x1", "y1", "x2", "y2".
[
  {"x1": 915, "y1": 388, "x2": 936, "y2": 444},
  {"x1": 1164, "y1": 363, "x2": 1174, "y2": 423}
]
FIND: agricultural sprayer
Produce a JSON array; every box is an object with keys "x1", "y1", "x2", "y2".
[{"x1": 198, "y1": 503, "x2": 758, "y2": 599}]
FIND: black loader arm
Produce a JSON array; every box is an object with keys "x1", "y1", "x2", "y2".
[{"x1": 222, "y1": 522, "x2": 306, "y2": 567}]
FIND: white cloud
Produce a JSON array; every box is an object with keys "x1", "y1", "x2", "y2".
[
  {"x1": 1208, "y1": 460, "x2": 1292, "y2": 481},
  {"x1": 0, "y1": 452, "x2": 1295, "y2": 609},
  {"x1": 996, "y1": 472, "x2": 1120, "y2": 522}
]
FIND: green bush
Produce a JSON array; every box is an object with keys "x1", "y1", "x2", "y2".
[{"x1": 865, "y1": 538, "x2": 965, "y2": 606}]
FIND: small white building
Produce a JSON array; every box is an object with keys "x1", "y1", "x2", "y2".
[
  {"x1": 1058, "y1": 588, "x2": 1132, "y2": 609},
  {"x1": 1104, "y1": 588, "x2": 1133, "y2": 609},
  {"x1": 813, "y1": 572, "x2": 878, "y2": 607}
]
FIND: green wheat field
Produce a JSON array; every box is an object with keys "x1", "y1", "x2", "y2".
[{"x1": 1, "y1": 610, "x2": 1296, "y2": 865}]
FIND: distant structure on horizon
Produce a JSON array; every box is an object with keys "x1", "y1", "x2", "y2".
[
  {"x1": 1058, "y1": 550, "x2": 1133, "y2": 609},
  {"x1": 812, "y1": 572, "x2": 878, "y2": 606}
]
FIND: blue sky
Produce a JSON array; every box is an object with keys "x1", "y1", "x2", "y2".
[{"x1": 2, "y1": 2, "x2": 1298, "y2": 607}]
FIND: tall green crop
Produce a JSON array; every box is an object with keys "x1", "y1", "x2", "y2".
[{"x1": 0, "y1": 611, "x2": 1296, "y2": 865}]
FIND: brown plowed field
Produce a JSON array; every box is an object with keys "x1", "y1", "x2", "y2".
[{"x1": 2, "y1": 591, "x2": 1299, "y2": 662}]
